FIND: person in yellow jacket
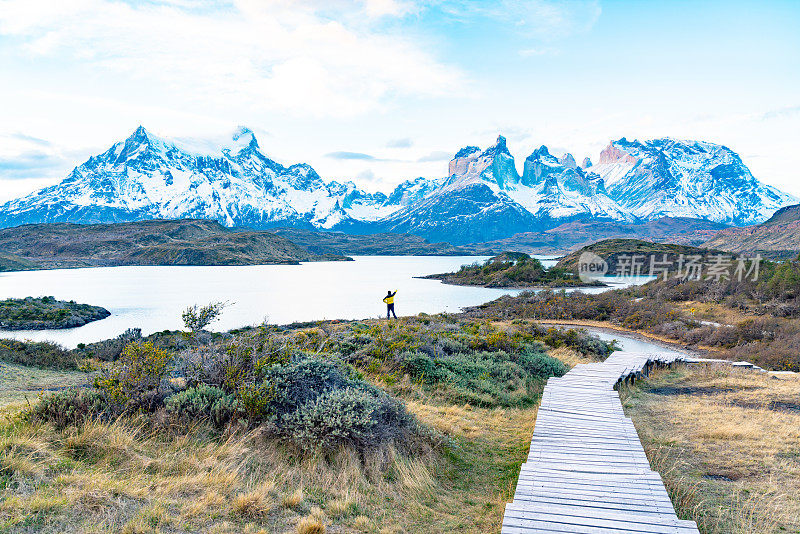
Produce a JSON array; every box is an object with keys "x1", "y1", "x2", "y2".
[{"x1": 383, "y1": 290, "x2": 397, "y2": 319}]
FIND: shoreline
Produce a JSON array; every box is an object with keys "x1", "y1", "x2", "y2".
[
  {"x1": 534, "y1": 319, "x2": 714, "y2": 359},
  {"x1": 414, "y1": 276, "x2": 608, "y2": 290}
]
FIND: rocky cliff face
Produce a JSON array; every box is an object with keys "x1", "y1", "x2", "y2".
[
  {"x1": 0, "y1": 126, "x2": 424, "y2": 231},
  {"x1": 374, "y1": 138, "x2": 632, "y2": 243},
  {"x1": 587, "y1": 138, "x2": 794, "y2": 225},
  {"x1": 0, "y1": 128, "x2": 794, "y2": 245}
]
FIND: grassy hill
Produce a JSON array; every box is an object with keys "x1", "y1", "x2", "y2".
[
  {"x1": 0, "y1": 252, "x2": 39, "y2": 272},
  {"x1": 472, "y1": 217, "x2": 728, "y2": 255},
  {"x1": 556, "y1": 239, "x2": 717, "y2": 274},
  {"x1": 0, "y1": 219, "x2": 349, "y2": 270},
  {"x1": 271, "y1": 227, "x2": 489, "y2": 256},
  {"x1": 703, "y1": 203, "x2": 800, "y2": 257},
  {"x1": 0, "y1": 316, "x2": 610, "y2": 533}
]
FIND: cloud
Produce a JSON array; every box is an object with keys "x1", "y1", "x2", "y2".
[
  {"x1": 0, "y1": 151, "x2": 67, "y2": 179},
  {"x1": 386, "y1": 137, "x2": 413, "y2": 148},
  {"x1": 356, "y1": 168, "x2": 377, "y2": 181},
  {"x1": 761, "y1": 105, "x2": 800, "y2": 121},
  {"x1": 519, "y1": 46, "x2": 559, "y2": 57},
  {"x1": 0, "y1": 0, "x2": 465, "y2": 117},
  {"x1": 417, "y1": 150, "x2": 451, "y2": 162},
  {"x1": 362, "y1": 0, "x2": 418, "y2": 18},
  {"x1": 9, "y1": 132, "x2": 52, "y2": 146},
  {"x1": 431, "y1": 0, "x2": 601, "y2": 41},
  {"x1": 325, "y1": 151, "x2": 378, "y2": 160}
]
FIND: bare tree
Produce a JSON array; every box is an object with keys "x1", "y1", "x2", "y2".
[{"x1": 182, "y1": 301, "x2": 229, "y2": 334}]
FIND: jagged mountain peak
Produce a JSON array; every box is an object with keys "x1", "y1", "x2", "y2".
[
  {"x1": 560, "y1": 153, "x2": 578, "y2": 169},
  {"x1": 453, "y1": 145, "x2": 481, "y2": 158},
  {"x1": 131, "y1": 124, "x2": 149, "y2": 139},
  {"x1": 526, "y1": 145, "x2": 553, "y2": 161},
  {"x1": 525, "y1": 145, "x2": 561, "y2": 165},
  {"x1": 589, "y1": 136, "x2": 796, "y2": 225},
  {"x1": 484, "y1": 135, "x2": 509, "y2": 155},
  {"x1": 0, "y1": 127, "x2": 795, "y2": 245},
  {"x1": 228, "y1": 125, "x2": 260, "y2": 154}
]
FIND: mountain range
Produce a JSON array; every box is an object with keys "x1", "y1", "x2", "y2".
[
  {"x1": 0, "y1": 126, "x2": 794, "y2": 245},
  {"x1": 703, "y1": 203, "x2": 800, "y2": 258}
]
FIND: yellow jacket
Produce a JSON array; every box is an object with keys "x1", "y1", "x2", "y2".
[{"x1": 383, "y1": 291, "x2": 397, "y2": 304}]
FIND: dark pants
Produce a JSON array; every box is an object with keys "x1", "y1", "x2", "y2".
[{"x1": 387, "y1": 303, "x2": 397, "y2": 319}]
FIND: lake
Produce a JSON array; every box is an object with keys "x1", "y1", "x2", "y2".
[
  {"x1": 0, "y1": 255, "x2": 653, "y2": 348},
  {"x1": 0, "y1": 256, "x2": 499, "y2": 347}
]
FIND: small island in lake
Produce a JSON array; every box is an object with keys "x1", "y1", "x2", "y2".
[
  {"x1": 0, "y1": 296, "x2": 111, "y2": 330},
  {"x1": 421, "y1": 252, "x2": 605, "y2": 288}
]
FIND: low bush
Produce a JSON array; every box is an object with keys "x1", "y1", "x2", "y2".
[
  {"x1": 94, "y1": 341, "x2": 172, "y2": 409},
  {"x1": 0, "y1": 339, "x2": 78, "y2": 370},
  {"x1": 279, "y1": 383, "x2": 413, "y2": 452},
  {"x1": 164, "y1": 384, "x2": 245, "y2": 428},
  {"x1": 401, "y1": 345, "x2": 565, "y2": 407},
  {"x1": 32, "y1": 388, "x2": 112, "y2": 429}
]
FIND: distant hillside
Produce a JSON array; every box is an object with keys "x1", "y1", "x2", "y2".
[
  {"x1": 473, "y1": 217, "x2": 728, "y2": 255},
  {"x1": 703, "y1": 204, "x2": 800, "y2": 257},
  {"x1": 271, "y1": 227, "x2": 487, "y2": 256},
  {"x1": 0, "y1": 219, "x2": 348, "y2": 271},
  {"x1": 556, "y1": 239, "x2": 716, "y2": 274},
  {"x1": 0, "y1": 252, "x2": 39, "y2": 272}
]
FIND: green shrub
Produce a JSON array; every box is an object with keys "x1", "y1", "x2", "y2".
[
  {"x1": 516, "y1": 348, "x2": 568, "y2": 378},
  {"x1": 75, "y1": 328, "x2": 144, "y2": 361},
  {"x1": 278, "y1": 384, "x2": 414, "y2": 452},
  {"x1": 400, "y1": 345, "x2": 565, "y2": 407},
  {"x1": 165, "y1": 384, "x2": 244, "y2": 428},
  {"x1": 403, "y1": 352, "x2": 446, "y2": 384},
  {"x1": 32, "y1": 388, "x2": 112, "y2": 429},
  {"x1": 94, "y1": 341, "x2": 172, "y2": 409},
  {"x1": 0, "y1": 339, "x2": 78, "y2": 370}
]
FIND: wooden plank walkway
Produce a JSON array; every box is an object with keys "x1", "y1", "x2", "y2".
[{"x1": 502, "y1": 351, "x2": 700, "y2": 533}]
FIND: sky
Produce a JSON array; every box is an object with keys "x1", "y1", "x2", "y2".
[{"x1": 0, "y1": 0, "x2": 798, "y2": 202}]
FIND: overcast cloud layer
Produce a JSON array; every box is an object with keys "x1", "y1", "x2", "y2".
[{"x1": 0, "y1": 0, "x2": 798, "y2": 202}]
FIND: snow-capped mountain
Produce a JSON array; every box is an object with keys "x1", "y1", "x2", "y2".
[
  {"x1": 0, "y1": 127, "x2": 794, "y2": 245},
  {"x1": 374, "y1": 136, "x2": 633, "y2": 243},
  {"x1": 586, "y1": 138, "x2": 793, "y2": 225},
  {"x1": 0, "y1": 126, "x2": 410, "y2": 230}
]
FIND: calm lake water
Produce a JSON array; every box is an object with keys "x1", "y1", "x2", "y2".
[
  {"x1": 0, "y1": 255, "x2": 654, "y2": 349},
  {"x1": 0, "y1": 256, "x2": 499, "y2": 347}
]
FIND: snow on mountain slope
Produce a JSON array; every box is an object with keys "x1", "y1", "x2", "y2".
[
  {"x1": 588, "y1": 138, "x2": 796, "y2": 225},
  {"x1": 375, "y1": 137, "x2": 632, "y2": 243},
  {"x1": 0, "y1": 127, "x2": 794, "y2": 246},
  {"x1": 0, "y1": 126, "x2": 416, "y2": 231}
]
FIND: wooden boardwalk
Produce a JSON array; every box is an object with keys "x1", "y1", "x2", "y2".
[{"x1": 502, "y1": 351, "x2": 700, "y2": 533}]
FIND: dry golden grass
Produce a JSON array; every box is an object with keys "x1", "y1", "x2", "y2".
[
  {"x1": 0, "y1": 387, "x2": 540, "y2": 534},
  {"x1": 673, "y1": 300, "x2": 763, "y2": 326},
  {"x1": 624, "y1": 364, "x2": 800, "y2": 534},
  {"x1": 547, "y1": 346, "x2": 597, "y2": 368},
  {"x1": 296, "y1": 514, "x2": 325, "y2": 534}
]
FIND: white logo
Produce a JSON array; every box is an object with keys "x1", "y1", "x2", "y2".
[{"x1": 577, "y1": 252, "x2": 608, "y2": 282}]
